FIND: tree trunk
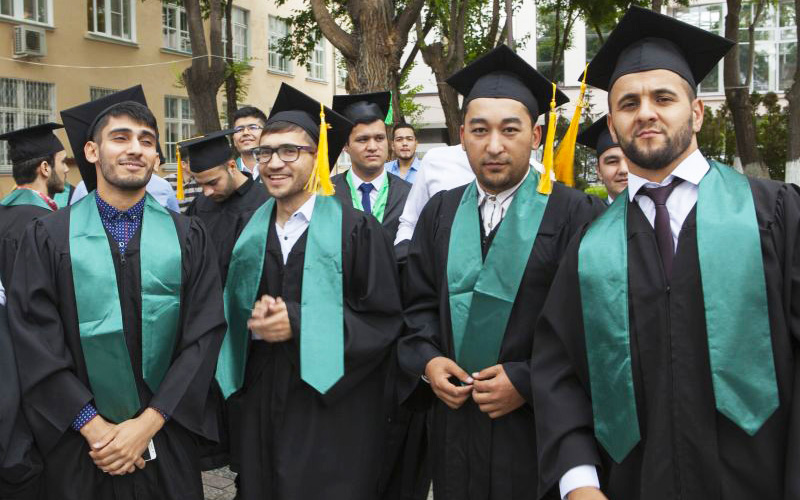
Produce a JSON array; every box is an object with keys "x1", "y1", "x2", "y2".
[
  {"x1": 224, "y1": 0, "x2": 238, "y2": 129},
  {"x1": 651, "y1": 0, "x2": 663, "y2": 12},
  {"x1": 724, "y1": 0, "x2": 770, "y2": 178},
  {"x1": 785, "y1": 0, "x2": 800, "y2": 184},
  {"x1": 420, "y1": 41, "x2": 462, "y2": 144},
  {"x1": 182, "y1": 0, "x2": 227, "y2": 133}
]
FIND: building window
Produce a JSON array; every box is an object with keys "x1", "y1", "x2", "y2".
[
  {"x1": 674, "y1": 3, "x2": 724, "y2": 94},
  {"x1": 584, "y1": 19, "x2": 615, "y2": 64},
  {"x1": 223, "y1": 7, "x2": 249, "y2": 62},
  {"x1": 0, "y1": 0, "x2": 50, "y2": 24},
  {"x1": 268, "y1": 16, "x2": 292, "y2": 74},
  {"x1": 0, "y1": 78, "x2": 55, "y2": 170},
  {"x1": 164, "y1": 96, "x2": 196, "y2": 165},
  {"x1": 535, "y1": 7, "x2": 565, "y2": 84},
  {"x1": 90, "y1": 87, "x2": 117, "y2": 101},
  {"x1": 88, "y1": 0, "x2": 134, "y2": 41},
  {"x1": 307, "y1": 40, "x2": 326, "y2": 81},
  {"x1": 162, "y1": 2, "x2": 190, "y2": 53}
]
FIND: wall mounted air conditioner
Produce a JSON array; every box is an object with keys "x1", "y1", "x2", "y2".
[{"x1": 13, "y1": 25, "x2": 46, "y2": 58}]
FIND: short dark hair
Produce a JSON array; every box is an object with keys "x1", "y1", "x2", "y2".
[
  {"x1": 261, "y1": 121, "x2": 316, "y2": 147},
  {"x1": 393, "y1": 122, "x2": 416, "y2": 139},
  {"x1": 92, "y1": 101, "x2": 159, "y2": 143},
  {"x1": 12, "y1": 154, "x2": 53, "y2": 185},
  {"x1": 233, "y1": 106, "x2": 267, "y2": 125}
]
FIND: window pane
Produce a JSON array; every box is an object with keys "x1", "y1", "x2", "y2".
[
  {"x1": 96, "y1": 0, "x2": 106, "y2": 33},
  {"x1": 699, "y1": 62, "x2": 721, "y2": 94},
  {"x1": 780, "y1": 41, "x2": 797, "y2": 91},
  {"x1": 122, "y1": 0, "x2": 131, "y2": 38},
  {"x1": 0, "y1": 0, "x2": 12, "y2": 17},
  {"x1": 0, "y1": 79, "x2": 17, "y2": 108},
  {"x1": 536, "y1": 7, "x2": 564, "y2": 84},
  {"x1": 739, "y1": 44, "x2": 771, "y2": 91}
]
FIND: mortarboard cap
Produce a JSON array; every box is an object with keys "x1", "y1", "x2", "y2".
[
  {"x1": 181, "y1": 129, "x2": 235, "y2": 172},
  {"x1": 60, "y1": 85, "x2": 164, "y2": 192},
  {"x1": 447, "y1": 44, "x2": 569, "y2": 120},
  {"x1": 577, "y1": 116, "x2": 619, "y2": 157},
  {"x1": 0, "y1": 122, "x2": 64, "y2": 163},
  {"x1": 332, "y1": 92, "x2": 391, "y2": 124},
  {"x1": 583, "y1": 6, "x2": 734, "y2": 92},
  {"x1": 266, "y1": 83, "x2": 353, "y2": 167}
]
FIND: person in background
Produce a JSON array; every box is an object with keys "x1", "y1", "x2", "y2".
[
  {"x1": 231, "y1": 106, "x2": 267, "y2": 181},
  {"x1": 385, "y1": 122, "x2": 421, "y2": 184},
  {"x1": 577, "y1": 116, "x2": 629, "y2": 204}
]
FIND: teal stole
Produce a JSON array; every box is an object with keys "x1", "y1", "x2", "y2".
[
  {"x1": 53, "y1": 183, "x2": 73, "y2": 209},
  {"x1": 447, "y1": 170, "x2": 548, "y2": 375},
  {"x1": 578, "y1": 161, "x2": 777, "y2": 463},
  {"x1": 0, "y1": 189, "x2": 54, "y2": 211},
  {"x1": 345, "y1": 170, "x2": 390, "y2": 223},
  {"x1": 216, "y1": 195, "x2": 344, "y2": 398},
  {"x1": 69, "y1": 192, "x2": 182, "y2": 423}
]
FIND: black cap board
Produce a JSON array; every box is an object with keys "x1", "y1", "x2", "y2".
[
  {"x1": 332, "y1": 92, "x2": 391, "y2": 124},
  {"x1": 447, "y1": 44, "x2": 569, "y2": 120},
  {"x1": 60, "y1": 85, "x2": 165, "y2": 192},
  {"x1": 265, "y1": 83, "x2": 354, "y2": 167},
  {"x1": 583, "y1": 6, "x2": 735, "y2": 92},
  {"x1": 182, "y1": 129, "x2": 235, "y2": 172},
  {"x1": 0, "y1": 122, "x2": 64, "y2": 163},
  {"x1": 577, "y1": 116, "x2": 619, "y2": 157}
]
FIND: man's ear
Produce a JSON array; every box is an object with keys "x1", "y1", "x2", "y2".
[
  {"x1": 84, "y1": 141, "x2": 99, "y2": 164},
  {"x1": 531, "y1": 124, "x2": 542, "y2": 150},
  {"x1": 38, "y1": 160, "x2": 51, "y2": 180},
  {"x1": 606, "y1": 114, "x2": 618, "y2": 143}
]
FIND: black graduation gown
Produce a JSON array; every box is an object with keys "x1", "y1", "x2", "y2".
[
  {"x1": 396, "y1": 182, "x2": 605, "y2": 500},
  {"x1": 332, "y1": 171, "x2": 412, "y2": 240},
  {"x1": 7, "y1": 206, "x2": 227, "y2": 500},
  {"x1": 532, "y1": 179, "x2": 800, "y2": 500},
  {"x1": 231, "y1": 199, "x2": 404, "y2": 500},
  {"x1": 0, "y1": 203, "x2": 51, "y2": 286}
]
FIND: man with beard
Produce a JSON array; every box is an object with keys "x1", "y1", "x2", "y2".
[
  {"x1": 396, "y1": 44, "x2": 604, "y2": 500},
  {"x1": 7, "y1": 86, "x2": 226, "y2": 500},
  {"x1": 385, "y1": 122, "x2": 421, "y2": 184},
  {"x1": 532, "y1": 7, "x2": 800, "y2": 500},
  {"x1": 0, "y1": 122, "x2": 69, "y2": 499},
  {"x1": 219, "y1": 83, "x2": 404, "y2": 500},
  {"x1": 231, "y1": 106, "x2": 267, "y2": 181},
  {"x1": 331, "y1": 92, "x2": 411, "y2": 240},
  {"x1": 577, "y1": 117, "x2": 629, "y2": 204}
]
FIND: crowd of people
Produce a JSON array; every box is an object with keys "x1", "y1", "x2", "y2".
[{"x1": 1, "y1": 6, "x2": 799, "y2": 500}]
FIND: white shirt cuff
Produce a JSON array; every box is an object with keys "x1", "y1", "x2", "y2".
[{"x1": 559, "y1": 465, "x2": 599, "y2": 499}]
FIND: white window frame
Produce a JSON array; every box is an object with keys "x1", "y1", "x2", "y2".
[
  {"x1": 162, "y1": 1, "x2": 190, "y2": 53},
  {"x1": 88, "y1": 0, "x2": 136, "y2": 42},
  {"x1": 164, "y1": 95, "x2": 196, "y2": 167},
  {"x1": 268, "y1": 15, "x2": 292, "y2": 74},
  {"x1": 223, "y1": 7, "x2": 249, "y2": 62},
  {"x1": 307, "y1": 40, "x2": 327, "y2": 82},
  {"x1": 0, "y1": 78, "x2": 55, "y2": 173},
  {"x1": 0, "y1": 0, "x2": 52, "y2": 26}
]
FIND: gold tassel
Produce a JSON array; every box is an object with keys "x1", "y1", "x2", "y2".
[
  {"x1": 175, "y1": 147, "x2": 185, "y2": 201},
  {"x1": 553, "y1": 64, "x2": 588, "y2": 187},
  {"x1": 537, "y1": 83, "x2": 558, "y2": 195},
  {"x1": 305, "y1": 103, "x2": 336, "y2": 196}
]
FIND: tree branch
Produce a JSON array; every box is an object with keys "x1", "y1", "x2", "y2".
[
  {"x1": 309, "y1": 0, "x2": 358, "y2": 60},
  {"x1": 395, "y1": 0, "x2": 427, "y2": 41},
  {"x1": 486, "y1": 0, "x2": 501, "y2": 49}
]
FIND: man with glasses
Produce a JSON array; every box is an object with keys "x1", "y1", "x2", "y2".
[
  {"x1": 231, "y1": 106, "x2": 267, "y2": 181},
  {"x1": 385, "y1": 122, "x2": 421, "y2": 184}
]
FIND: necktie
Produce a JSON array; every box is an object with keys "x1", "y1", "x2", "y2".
[
  {"x1": 639, "y1": 177, "x2": 684, "y2": 280},
  {"x1": 358, "y1": 183, "x2": 374, "y2": 214}
]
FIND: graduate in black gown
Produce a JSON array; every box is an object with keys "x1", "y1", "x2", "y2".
[
  {"x1": 8, "y1": 86, "x2": 226, "y2": 500},
  {"x1": 0, "y1": 122, "x2": 72, "y2": 499},
  {"x1": 219, "y1": 83, "x2": 404, "y2": 500},
  {"x1": 396, "y1": 45, "x2": 605, "y2": 500},
  {"x1": 531, "y1": 7, "x2": 800, "y2": 500},
  {"x1": 330, "y1": 91, "x2": 411, "y2": 240}
]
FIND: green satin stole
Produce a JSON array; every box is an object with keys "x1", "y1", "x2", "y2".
[
  {"x1": 69, "y1": 192, "x2": 182, "y2": 423},
  {"x1": 578, "y1": 161, "x2": 777, "y2": 463},
  {"x1": 447, "y1": 170, "x2": 548, "y2": 375},
  {"x1": 216, "y1": 195, "x2": 344, "y2": 398},
  {"x1": 53, "y1": 184, "x2": 73, "y2": 209},
  {"x1": 345, "y1": 169, "x2": 389, "y2": 223},
  {"x1": 0, "y1": 189, "x2": 53, "y2": 211}
]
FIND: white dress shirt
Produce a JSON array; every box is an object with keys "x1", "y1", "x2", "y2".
[
  {"x1": 559, "y1": 149, "x2": 710, "y2": 500},
  {"x1": 274, "y1": 194, "x2": 316, "y2": 264},
  {"x1": 349, "y1": 169, "x2": 387, "y2": 209},
  {"x1": 0, "y1": 276, "x2": 5, "y2": 306},
  {"x1": 475, "y1": 170, "x2": 529, "y2": 236}
]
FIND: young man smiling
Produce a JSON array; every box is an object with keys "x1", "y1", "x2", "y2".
[{"x1": 231, "y1": 106, "x2": 267, "y2": 180}]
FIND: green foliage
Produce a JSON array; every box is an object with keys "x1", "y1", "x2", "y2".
[
  {"x1": 584, "y1": 185, "x2": 608, "y2": 198},
  {"x1": 398, "y1": 61, "x2": 427, "y2": 125},
  {"x1": 273, "y1": 1, "x2": 351, "y2": 65},
  {"x1": 219, "y1": 59, "x2": 253, "y2": 104}
]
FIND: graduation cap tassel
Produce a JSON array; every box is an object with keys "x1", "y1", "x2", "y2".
[
  {"x1": 175, "y1": 147, "x2": 185, "y2": 201},
  {"x1": 537, "y1": 83, "x2": 558, "y2": 195},
  {"x1": 305, "y1": 103, "x2": 335, "y2": 196},
  {"x1": 553, "y1": 64, "x2": 588, "y2": 187}
]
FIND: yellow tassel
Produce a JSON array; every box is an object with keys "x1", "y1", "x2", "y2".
[
  {"x1": 553, "y1": 64, "x2": 588, "y2": 187},
  {"x1": 537, "y1": 83, "x2": 558, "y2": 195},
  {"x1": 175, "y1": 147, "x2": 185, "y2": 201},
  {"x1": 305, "y1": 103, "x2": 336, "y2": 196}
]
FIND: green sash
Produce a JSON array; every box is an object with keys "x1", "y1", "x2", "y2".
[
  {"x1": 0, "y1": 189, "x2": 53, "y2": 211},
  {"x1": 578, "y1": 161, "x2": 777, "y2": 463},
  {"x1": 447, "y1": 170, "x2": 548, "y2": 375},
  {"x1": 70, "y1": 192, "x2": 182, "y2": 423},
  {"x1": 53, "y1": 184, "x2": 73, "y2": 209},
  {"x1": 215, "y1": 196, "x2": 345, "y2": 397},
  {"x1": 345, "y1": 169, "x2": 389, "y2": 223}
]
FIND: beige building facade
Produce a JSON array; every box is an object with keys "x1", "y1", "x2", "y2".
[{"x1": 0, "y1": 0, "x2": 345, "y2": 195}]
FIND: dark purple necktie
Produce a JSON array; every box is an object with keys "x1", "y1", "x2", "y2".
[{"x1": 639, "y1": 177, "x2": 684, "y2": 280}]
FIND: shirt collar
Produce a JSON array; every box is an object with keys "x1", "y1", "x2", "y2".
[
  {"x1": 476, "y1": 168, "x2": 530, "y2": 206},
  {"x1": 290, "y1": 193, "x2": 316, "y2": 224},
  {"x1": 96, "y1": 194, "x2": 146, "y2": 221},
  {"x1": 627, "y1": 149, "x2": 709, "y2": 201},
  {"x1": 350, "y1": 169, "x2": 387, "y2": 191}
]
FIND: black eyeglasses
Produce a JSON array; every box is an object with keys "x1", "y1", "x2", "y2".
[
  {"x1": 233, "y1": 124, "x2": 264, "y2": 134},
  {"x1": 251, "y1": 144, "x2": 316, "y2": 164}
]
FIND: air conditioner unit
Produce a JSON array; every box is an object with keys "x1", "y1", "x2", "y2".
[{"x1": 13, "y1": 25, "x2": 46, "y2": 58}]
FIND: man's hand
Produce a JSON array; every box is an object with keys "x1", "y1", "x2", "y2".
[
  {"x1": 568, "y1": 487, "x2": 608, "y2": 500},
  {"x1": 80, "y1": 414, "x2": 115, "y2": 449},
  {"x1": 424, "y1": 357, "x2": 473, "y2": 410},
  {"x1": 89, "y1": 408, "x2": 165, "y2": 475},
  {"x1": 248, "y1": 295, "x2": 292, "y2": 342},
  {"x1": 471, "y1": 364, "x2": 525, "y2": 419}
]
